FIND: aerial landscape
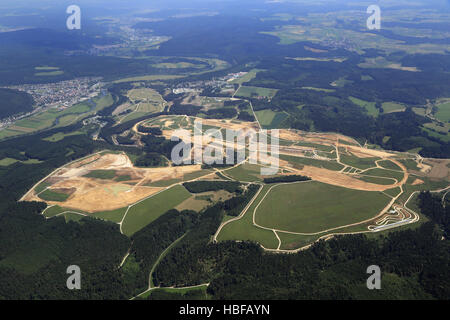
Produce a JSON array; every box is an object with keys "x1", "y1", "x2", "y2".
[{"x1": 0, "y1": 0, "x2": 449, "y2": 305}]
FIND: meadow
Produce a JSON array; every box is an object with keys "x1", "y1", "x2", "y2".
[
  {"x1": 340, "y1": 154, "x2": 380, "y2": 170},
  {"x1": 434, "y1": 100, "x2": 450, "y2": 122},
  {"x1": 255, "y1": 109, "x2": 289, "y2": 129},
  {"x1": 216, "y1": 184, "x2": 280, "y2": 249},
  {"x1": 349, "y1": 96, "x2": 379, "y2": 117},
  {"x1": 254, "y1": 181, "x2": 390, "y2": 233},
  {"x1": 121, "y1": 185, "x2": 192, "y2": 236},
  {"x1": 224, "y1": 162, "x2": 265, "y2": 182},
  {"x1": 235, "y1": 86, "x2": 278, "y2": 99}
]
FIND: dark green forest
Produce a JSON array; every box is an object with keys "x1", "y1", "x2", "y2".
[{"x1": 0, "y1": 89, "x2": 34, "y2": 120}]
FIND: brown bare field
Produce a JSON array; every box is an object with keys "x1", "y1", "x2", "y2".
[
  {"x1": 424, "y1": 159, "x2": 450, "y2": 179},
  {"x1": 25, "y1": 152, "x2": 205, "y2": 212},
  {"x1": 279, "y1": 130, "x2": 359, "y2": 147},
  {"x1": 416, "y1": 163, "x2": 431, "y2": 174},
  {"x1": 412, "y1": 179, "x2": 424, "y2": 186},
  {"x1": 200, "y1": 118, "x2": 259, "y2": 131},
  {"x1": 175, "y1": 196, "x2": 210, "y2": 212},
  {"x1": 176, "y1": 190, "x2": 233, "y2": 212},
  {"x1": 345, "y1": 145, "x2": 394, "y2": 159},
  {"x1": 279, "y1": 130, "x2": 304, "y2": 142},
  {"x1": 53, "y1": 182, "x2": 162, "y2": 213},
  {"x1": 293, "y1": 165, "x2": 401, "y2": 192}
]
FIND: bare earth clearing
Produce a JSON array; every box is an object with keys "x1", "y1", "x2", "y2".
[{"x1": 24, "y1": 152, "x2": 203, "y2": 212}]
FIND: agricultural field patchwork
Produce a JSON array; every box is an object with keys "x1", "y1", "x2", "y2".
[{"x1": 20, "y1": 97, "x2": 450, "y2": 252}]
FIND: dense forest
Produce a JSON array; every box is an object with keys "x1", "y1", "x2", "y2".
[
  {"x1": 183, "y1": 181, "x2": 243, "y2": 194},
  {"x1": 0, "y1": 88, "x2": 34, "y2": 120},
  {"x1": 263, "y1": 175, "x2": 311, "y2": 184},
  {"x1": 0, "y1": 28, "x2": 212, "y2": 86},
  {"x1": 417, "y1": 191, "x2": 450, "y2": 237},
  {"x1": 247, "y1": 54, "x2": 450, "y2": 158}
]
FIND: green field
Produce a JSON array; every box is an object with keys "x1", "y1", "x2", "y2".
[
  {"x1": 217, "y1": 184, "x2": 279, "y2": 249},
  {"x1": 64, "y1": 212, "x2": 85, "y2": 223},
  {"x1": 13, "y1": 102, "x2": 91, "y2": 131},
  {"x1": 378, "y1": 160, "x2": 402, "y2": 171},
  {"x1": 0, "y1": 128, "x2": 25, "y2": 140},
  {"x1": 14, "y1": 113, "x2": 56, "y2": 130},
  {"x1": 34, "y1": 181, "x2": 52, "y2": 194},
  {"x1": 340, "y1": 154, "x2": 379, "y2": 170},
  {"x1": 255, "y1": 181, "x2": 389, "y2": 233},
  {"x1": 84, "y1": 170, "x2": 117, "y2": 180},
  {"x1": 383, "y1": 187, "x2": 402, "y2": 198},
  {"x1": 128, "y1": 88, "x2": 164, "y2": 103},
  {"x1": 382, "y1": 102, "x2": 405, "y2": 114},
  {"x1": 363, "y1": 168, "x2": 405, "y2": 182},
  {"x1": 224, "y1": 163, "x2": 265, "y2": 182},
  {"x1": 43, "y1": 131, "x2": 83, "y2": 142},
  {"x1": 434, "y1": 101, "x2": 450, "y2": 122},
  {"x1": 92, "y1": 207, "x2": 128, "y2": 223},
  {"x1": 400, "y1": 175, "x2": 449, "y2": 201},
  {"x1": 121, "y1": 185, "x2": 191, "y2": 236},
  {"x1": 235, "y1": 86, "x2": 278, "y2": 99},
  {"x1": 262, "y1": 19, "x2": 449, "y2": 54},
  {"x1": 43, "y1": 205, "x2": 126, "y2": 224},
  {"x1": 93, "y1": 94, "x2": 115, "y2": 112},
  {"x1": 0, "y1": 158, "x2": 18, "y2": 166},
  {"x1": 42, "y1": 205, "x2": 66, "y2": 218},
  {"x1": 118, "y1": 87, "x2": 165, "y2": 123},
  {"x1": 0, "y1": 93, "x2": 113, "y2": 141},
  {"x1": 350, "y1": 97, "x2": 379, "y2": 117},
  {"x1": 277, "y1": 232, "x2": 321, "y2": 250},
  {"x1": 295, "y1": 141, "x2": 335, "y2": 152},
  {"x1": 38, "y1": 189, "x2": 70, "y2": 202},
  {"x1": 254, "y1": 109, "x2": 289, "y2": 129},
  {"x1": 422, "y1": 126, "x2": 450, "y2": 142},
  {"x1": 331, "y1": 76, "x2": 353, "y2": 88},
  {"x1": 398, "y1": 159, "x2": 420, "y2": 171}
]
